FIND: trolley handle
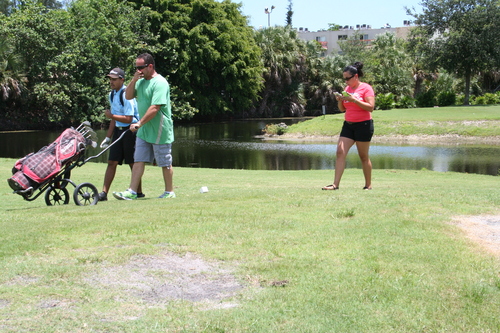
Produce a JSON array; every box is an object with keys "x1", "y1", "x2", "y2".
[{"x1": 82, "y1": 129, "x2": 130, "y2": 164}]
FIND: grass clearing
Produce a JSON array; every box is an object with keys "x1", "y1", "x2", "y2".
[
  {"x1": 1, "y1": 157, "x2": 500, "y2": 332},
  {"x1": 286, "y1": 105, "x2": 500, "y2": 138}
]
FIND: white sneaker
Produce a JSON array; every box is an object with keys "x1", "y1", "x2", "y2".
[{"x1": 158, "y1": 191, "x2": 176, "y2": 199}]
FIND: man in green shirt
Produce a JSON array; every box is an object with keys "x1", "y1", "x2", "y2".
[{"x1": 113, "y1": 53, "x2": 175, "y2": 200}]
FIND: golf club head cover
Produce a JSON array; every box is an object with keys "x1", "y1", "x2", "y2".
[{"x1": 100, "y1": 137, "x2": 111, "y2": 149}]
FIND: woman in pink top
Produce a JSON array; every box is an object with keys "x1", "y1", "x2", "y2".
[{"x1": 322, "y1": 62, "x2": 375, "y2": 191}]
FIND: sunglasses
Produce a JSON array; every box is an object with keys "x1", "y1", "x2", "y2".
[
  {"x1": 344, "y1": 75, "x2": 355, "y2": 81},
  {"x1": 136, "y1": 64, "x2": 149, "y2": 70}
]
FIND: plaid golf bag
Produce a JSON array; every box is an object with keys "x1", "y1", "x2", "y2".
[{"x1": 8, "y1": 128, "x2": 87, "y2": 192}]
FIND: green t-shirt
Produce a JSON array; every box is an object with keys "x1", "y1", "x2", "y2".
[{"x1": 135, "y1": 75, "x2": 174, "y2": 144}]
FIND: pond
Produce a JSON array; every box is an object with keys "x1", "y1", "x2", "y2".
[{"x1": 1, "y1": 119, "x2": 499, "y2": 176}]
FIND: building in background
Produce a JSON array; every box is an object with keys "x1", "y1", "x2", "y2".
[{"x1": 297, "y1": 21, "x2": 413, "y2": 56}]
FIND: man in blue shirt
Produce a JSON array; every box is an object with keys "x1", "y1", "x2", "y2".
[{"x1": 98, "y1": 68, "x2": 144, "y2": 201}]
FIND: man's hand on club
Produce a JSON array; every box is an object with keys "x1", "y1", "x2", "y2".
[{"x1": 130, "y1": 121, "x2": 141, "y2": 132}]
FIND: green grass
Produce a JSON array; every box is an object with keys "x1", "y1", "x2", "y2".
[
  {"x1": 1, "y1": 158, "x2": 500, "y2": 332},
  {"x1": 287, "y1": 105, "x2": 500, "y2": 137}
]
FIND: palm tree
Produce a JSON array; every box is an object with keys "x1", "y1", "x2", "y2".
[
  {"x1": 369, "y1": 33, "x2": 413, "y2": 97},
  {"x1": 305, "y1": 53, "x2": 348, "y2": 114},
  {"x1": 0, "y1": 35, "x2": 25, "y2": 103},
  {"x1": 253, "y1": 26, "x2": 307, "y2": 117}
]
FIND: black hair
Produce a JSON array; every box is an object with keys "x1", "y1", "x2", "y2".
[
  {"x1": 343, "y1": 61, "x2": 364, "y2": 78},
  {"x1": 137, "y1": 53, "x2": 155, "y2": 69}
]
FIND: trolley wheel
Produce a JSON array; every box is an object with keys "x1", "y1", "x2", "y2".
[
  {"x1": 73, "y1": 182, "x2": 99, "y2": 206},
  {"x1": 45, "y1": 186, "x2": 70, "y2": 206}
]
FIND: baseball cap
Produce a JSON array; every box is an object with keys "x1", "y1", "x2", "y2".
[{"x1": 107, "y1": 68, "x2": 125, "y2": 79}]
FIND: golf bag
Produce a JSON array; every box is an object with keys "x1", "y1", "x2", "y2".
[{"x1": 8, "y1": 128, "x2": 87, "y2": 192}]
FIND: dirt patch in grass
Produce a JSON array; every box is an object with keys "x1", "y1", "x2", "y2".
[
  {"x1": 451, "y1": 215, "x2": 500, "y2": 258},
  {"x1": 84, "y1": 251, "x2": 244, "y2": 308}
]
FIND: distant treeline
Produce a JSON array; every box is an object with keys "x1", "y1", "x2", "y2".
[{"x1": 1, "y1": 0, "x2": 499, "y2": 130}]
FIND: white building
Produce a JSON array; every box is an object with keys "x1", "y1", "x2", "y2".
[{"x1": 297, "y1": 22, "x2": 413, "y2": 56}]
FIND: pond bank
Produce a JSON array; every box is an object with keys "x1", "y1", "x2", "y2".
[{"x1": 262, "y1": 133, "x2": 500, "y2": 146}]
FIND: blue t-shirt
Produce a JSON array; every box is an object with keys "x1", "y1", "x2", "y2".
[{"x1": 109, "y1": 85, "x2": 139, "y2": 127}]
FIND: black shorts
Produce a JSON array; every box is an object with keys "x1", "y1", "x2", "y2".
[
  {"x1": 339, "y1": 119, "x2": 374, "y2": 142},
  {"x1": 108, "y1": 127, "x2": 136, "y2": 165}
]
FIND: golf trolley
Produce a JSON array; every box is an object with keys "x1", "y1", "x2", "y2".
[{"x1": 7, "y1": 121, "x2": 127, "y2": 206}]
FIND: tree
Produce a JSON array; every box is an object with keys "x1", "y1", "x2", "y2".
[
  {"x1": 327, "y1": 23, "x2": 342, "y2": 31},
  {"x1": 286, "y1": 0, "x2": 293, "y2": 27},
  {"x1": 337, "y1": 32, "x2": 369, "y2": 61},
  {"x1": 407, "y1": 0, "x2": 500, "y2": 105},
  {"x1": 304, "y1": 51, "x2": 349, "y2": 114},
  {"x1": 0, "y1": 0, "x2": 63, "y2": 15},
  {"x1": 0, "y1": 32, "x2": 25, "y2": 107},
  {"x1": 253, "y1": 26, "x2": 308, "y2": 117},
  {"x1": 41, "y1": 0, "x2": 154, "y2": 124},
  {"x1": 0, "y1": 0, "x2": 154, "y2": 128},
  {"x1": 128, "y1": 0, "x2": 263, "y2": 119},
  {"x1": 369, "y1": 32, "x2": 413, "y2": 98},
  {"x1": 0, "y1": 0, "x2": 11, "y2": 14},
  {"x1": 0, "y1": 3, "x2": 71, "y2": 127}
]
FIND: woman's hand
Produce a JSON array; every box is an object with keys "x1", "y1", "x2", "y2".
[{"x1": 342, "y1": 94, "x2": 356, "y2": 103}]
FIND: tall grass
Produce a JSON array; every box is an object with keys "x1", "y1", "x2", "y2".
[{"x1": 1, "y1": 158, "x2": 500, "y2": 332}]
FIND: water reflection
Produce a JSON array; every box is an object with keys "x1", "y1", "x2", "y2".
[
  {"x1": 0, "y1": 120, "x2": 499, "y2": 176},
  {"x1": 173, "y1": 138, "x2": 500, "y2": 176}
]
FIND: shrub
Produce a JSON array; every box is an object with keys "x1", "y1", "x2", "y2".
[
  {"x1": 437, "y1": 91, "x2": 456, "y2": 106},
  {"x1": 415, "y1": 90, "x2": 437, "y2": 107},
  {"x1": 376, "y1": 93, "x2": 396, "y2": 110},
  {"x1": 263, "y1": 123, "x2": 288, "y2": 135},
  {"x1": 483, "y1": 93, "x2": 499, "y2": 105},
  {"x1": 473, "y1": 96, "x2": 486, "y2": 105},
  {"x1": 396, "y1": 95, "x2": 416, "y2": 109}
]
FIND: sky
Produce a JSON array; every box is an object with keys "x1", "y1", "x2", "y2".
[{"x1": 229, "y1": 0, "x2": 423, "y2": 31}]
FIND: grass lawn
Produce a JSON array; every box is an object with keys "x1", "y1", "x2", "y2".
[
  {"x1": 286, "y1": 105, "x2": 500, "y2": 138},
  {"x1": 1, "y1": 157, "x2": 500, "y2": 332}
]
